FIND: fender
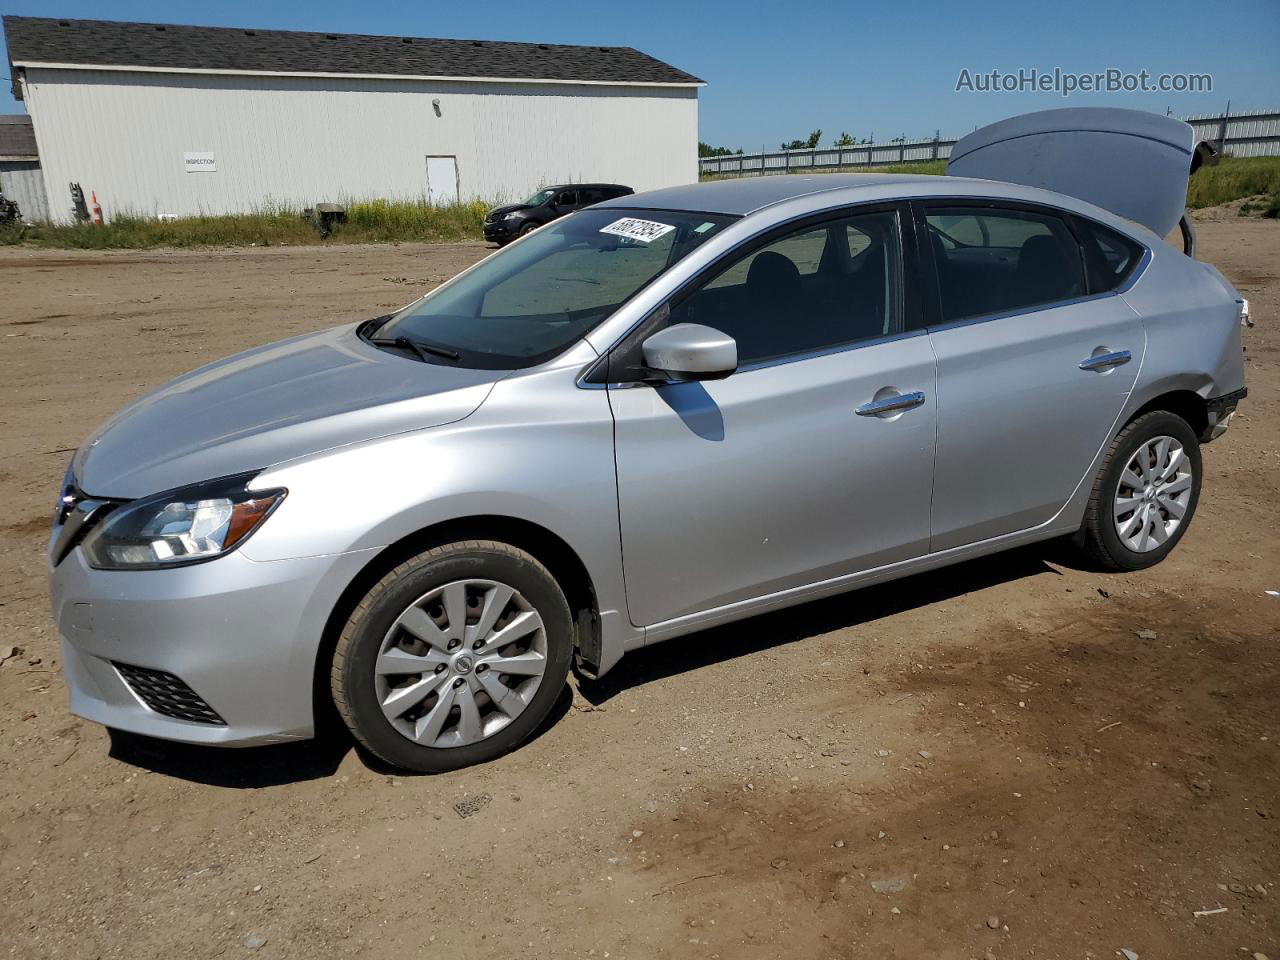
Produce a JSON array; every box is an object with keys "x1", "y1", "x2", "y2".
[{"x1": 244, "y1": 354, "x2": 643, "y2": 677}]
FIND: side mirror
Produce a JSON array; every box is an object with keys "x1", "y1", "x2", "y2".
[{"x1": 641, "y1": 323, "x2": 737, "y2": 381}]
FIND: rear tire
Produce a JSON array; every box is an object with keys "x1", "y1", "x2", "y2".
[
  {"x1": 331, "y1": 540, "x2": 573, "y2": 773},
  {"x1": 1078, "y1": 411, "x2": 1202, "y2": 571}
]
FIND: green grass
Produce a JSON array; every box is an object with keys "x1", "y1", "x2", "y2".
[
  {"x1": 0, "y1": 198, "x2": 492, "y2": 249},
  {"x1": 1186, "y1": 156, "x2": 1280, "y2": 209}
]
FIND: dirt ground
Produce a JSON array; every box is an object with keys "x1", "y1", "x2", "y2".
[{"x1": 0, "y1": 219, "x2": 1276, "y2": 960}]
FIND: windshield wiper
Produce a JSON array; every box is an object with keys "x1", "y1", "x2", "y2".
[{"x1": 368, "y1": 335, "x2": 460, "y2": 363}]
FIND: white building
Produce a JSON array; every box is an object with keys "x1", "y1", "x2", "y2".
[{"x1": 4, "y1": 16, "x2": 702, "y2": 224}]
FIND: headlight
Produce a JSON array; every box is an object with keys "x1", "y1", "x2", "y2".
[{"x1": 81, "y1": 472, "x2": 286, "y2": 570}]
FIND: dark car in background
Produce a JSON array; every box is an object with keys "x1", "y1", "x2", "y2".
[{"x1": 483, "y1": 183, "x2": 633, "y2": 245}]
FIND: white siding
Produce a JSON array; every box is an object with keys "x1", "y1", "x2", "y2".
[
  {"x1": 0, "y1": 160, "x2": 49, "y2": 221},
  {"x1": 22, "y1": 68, "x2": 698, "y2": 223}
]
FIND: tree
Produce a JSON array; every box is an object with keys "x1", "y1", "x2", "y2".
[
  {"x1": 780, "y1": 130, "x2": 822, "y2": 150},
  {"x1": 833, "y1": 131, "x2": 855, "y2": 147},
  {"x1": 698, "y1": 141, "x2": 738, "y2": 158},
  {"x1": 781, "y1": 129, "x2": 824, "y2": 150}
]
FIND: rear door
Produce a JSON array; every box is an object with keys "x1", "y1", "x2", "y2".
[
  {"x1": 608, "y1": 204, "x2": 938, "y2": 626},
  {"x1": 920, "y1": 200, "x2": 1146, "y2": 550}
]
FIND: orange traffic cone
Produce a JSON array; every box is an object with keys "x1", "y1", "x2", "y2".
[{"x1": 90, "y1": 191, "x2": 103, "y2": 226}]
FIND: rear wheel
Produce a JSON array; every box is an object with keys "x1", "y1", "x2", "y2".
[
  {"x1": 1078, "y1": 411, "x2": 1201, "y2": 571},
  {"x1": 331, "y1": 541, "x2": 573, "y2": 772}
]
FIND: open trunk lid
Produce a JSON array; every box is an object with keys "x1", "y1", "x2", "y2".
[{"x1": 946, "y1": 107, "x2": 1196, "y2": 238}]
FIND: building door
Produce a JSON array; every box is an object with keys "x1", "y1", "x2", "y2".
[{"x1": 425, "y1": 156, "x2": 458, "y2": 205}]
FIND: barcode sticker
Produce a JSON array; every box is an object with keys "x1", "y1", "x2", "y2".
[{"x1": 599, "y1": 217, "x2": 676, "y2": 243}]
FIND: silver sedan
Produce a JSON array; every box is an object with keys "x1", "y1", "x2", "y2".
[{"x1": 48, "y1": 110, "x2": 1248, "y2": 772}]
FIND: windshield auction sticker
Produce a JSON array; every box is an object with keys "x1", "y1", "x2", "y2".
[{"x1": 599, "y1": 217, "x2": 676, "y2": 243}]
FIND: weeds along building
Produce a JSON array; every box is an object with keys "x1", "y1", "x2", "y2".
[{"x1": 3, "y1": 16, "x2": 702, "y2": 224}]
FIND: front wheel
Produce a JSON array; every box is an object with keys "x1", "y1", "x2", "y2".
[
  {"x1": 1078, "y1": 410, "x2": 1202, "y2": 571},
  {"x1": 331, "y1": 541, "x2": 573, "y2": 772}
]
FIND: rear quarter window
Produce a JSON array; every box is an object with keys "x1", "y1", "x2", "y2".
[{"x1": 1076, "y1": 219, "x2": 1146, "y2": 292}]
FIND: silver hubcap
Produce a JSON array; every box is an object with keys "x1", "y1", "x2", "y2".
[
  {"x1": 1113, "y1": 435, "x2": 1193, "y2": 553},
  {"x1": 375, "y1": 579, "x2": 548, "y2": 748}
]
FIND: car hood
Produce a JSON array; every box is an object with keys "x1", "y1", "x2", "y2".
[
  {"x1": 73, "y1": 324, "x2": 503, "y2": 499},
  {"x1": 487, "y1": 203, "x2": 532, "y2": 219}
]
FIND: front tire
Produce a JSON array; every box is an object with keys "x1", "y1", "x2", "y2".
[
  {"x1": 1078, "y1": 410, "x2": 1202, "y2": 571},
  {"x1": 331, "y1": 541, "x2": 573, "y2": 772}
]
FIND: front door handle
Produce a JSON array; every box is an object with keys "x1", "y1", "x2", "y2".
[
  {"x1": 1078, "y1": 349, "x2": 1132, "y2": 371},
  {"x1": 856, "y1": 390, "x2": 926, "y2": 417}
]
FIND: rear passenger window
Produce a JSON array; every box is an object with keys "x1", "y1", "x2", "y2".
[
  {"x1": 1076, "y1": 218, "x2": 1145, "y2": 291},
  {"x1": 924, "y1": 206, "x2": 1086, "y2": 323},
  {"x1": 669, "y1": 210, "x2": 902, "y2": 365}
]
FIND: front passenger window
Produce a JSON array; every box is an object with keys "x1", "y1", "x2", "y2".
[{"x1": 668, "y1": 210, "x2": 902, "y2": 366}]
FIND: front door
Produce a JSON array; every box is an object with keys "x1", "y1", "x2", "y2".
[
  {"x1": 425, "y1": 156, "x2": 458, "y2": 205},
  {"x1": 921, "y1": 202, "x2": 1145, "y2": 550},
  {"x1": 609, "y1": 206, "x2": 938, "y2": 627}
]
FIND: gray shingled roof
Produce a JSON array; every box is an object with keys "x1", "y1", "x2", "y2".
[
  {"x1": 0, "y1": 115, "x2": 37, "y2": 159},
  {"x1": 3, "y1": 16, "x2": 703, "y2": 86}
]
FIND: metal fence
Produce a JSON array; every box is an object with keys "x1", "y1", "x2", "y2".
[{"x1": 698, "y1": 107, "x2": 1280, "y2": 177}]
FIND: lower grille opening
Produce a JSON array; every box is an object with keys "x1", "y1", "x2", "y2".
[{"x1": 113, "y1": 662, "x2": 226, "y2": 726}]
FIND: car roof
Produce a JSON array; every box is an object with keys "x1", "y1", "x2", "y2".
[
  {"x1": 546, "y1": 183, "x2": 630, "y2": 191},
  {"x1": 594, "y1": 172, "x2": 1164, "y2": 246},
  {"x1": 596, "y1": 174, "x2": 944, "y2": 216}
]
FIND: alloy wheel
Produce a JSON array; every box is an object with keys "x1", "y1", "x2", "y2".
[
  {"x1": 374, "y1": 579, "x2": 548, "y2": 748},
  {"x1": 1113, "y1": 435, "x2": 1194, "y2": 553}
]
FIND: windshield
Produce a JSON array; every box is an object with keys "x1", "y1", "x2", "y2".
[
  {"x1": 375, "y1": 208, "x2": 736, "y2": 369},
  {"x1": 524, "y1": 189, "x2": 555, "y2": 206}
]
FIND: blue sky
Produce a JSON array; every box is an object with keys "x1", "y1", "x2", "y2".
[{"x1": 3, "y1": 0, "x2": 1277, "y2": 148}]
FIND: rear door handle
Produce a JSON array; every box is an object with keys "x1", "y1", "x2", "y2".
[
  {"x1": 1078, "y1": 350, "x2": 1132, "y2": 371},
  {"x1": 856, "y1": 391, "x2": 926, "y2": 417}
]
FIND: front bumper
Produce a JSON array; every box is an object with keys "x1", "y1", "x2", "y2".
[
  {"x1": 49, "y1": 543, "x2": 378, "y2": 746},
  {"x1": 482, "y1": 220, "x2": 518, "y2": 242}
]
